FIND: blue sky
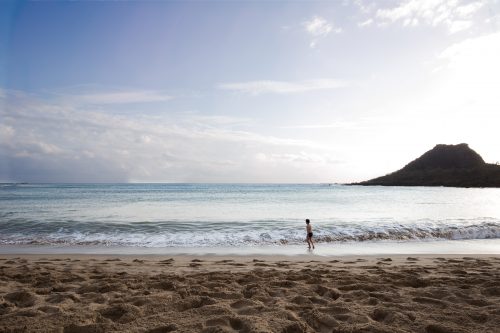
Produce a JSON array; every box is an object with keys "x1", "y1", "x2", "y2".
[{"x1": 1, "y1": 0, "x2": 500, "y2": 182}]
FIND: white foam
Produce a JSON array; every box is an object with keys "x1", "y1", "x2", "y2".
[{"x1": 0, "y1": 219, "x2": 499, "y2": 247}]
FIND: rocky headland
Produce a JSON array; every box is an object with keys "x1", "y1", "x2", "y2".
[{"x1": 356, "y1": 143, "x2": 500, "y2": 187}]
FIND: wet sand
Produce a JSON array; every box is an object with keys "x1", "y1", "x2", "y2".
[{"x1": 0, "y1": 254, "x2": 499, "y2": 332}]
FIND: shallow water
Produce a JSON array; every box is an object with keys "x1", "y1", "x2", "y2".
[
  {"x1": 1, "y1": 239, "x2": 500, "y2": 256},
  {"x1": 1, "y1": 183, "x2": 500, "y2": 250}
]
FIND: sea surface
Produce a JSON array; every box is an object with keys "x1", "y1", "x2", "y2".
[{"x1": 1, "y1": 183, "x2": 500, "y2": 255}]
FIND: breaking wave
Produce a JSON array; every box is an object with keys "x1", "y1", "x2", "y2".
[{"x1": 0, "y1": 217, "x2": 499, "y2": 247}]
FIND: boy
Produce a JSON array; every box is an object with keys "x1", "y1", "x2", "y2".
[{"x1": 306, "y1": 219, "x2": 315, "y2": 249}]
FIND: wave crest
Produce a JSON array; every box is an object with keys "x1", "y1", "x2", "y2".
[{"x1": 0, "y1": 218, "x2": 499, "y2": 247}]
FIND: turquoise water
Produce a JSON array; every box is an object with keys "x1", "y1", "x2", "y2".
[{"x1": 1, "y1": 183, "x2": 500, "y2": 250}]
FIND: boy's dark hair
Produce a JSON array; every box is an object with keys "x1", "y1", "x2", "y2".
[{"x1": 306, "y1": 219, "x2": 310, "y2": 224}]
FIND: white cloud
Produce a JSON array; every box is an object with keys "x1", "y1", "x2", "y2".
[
  {"x1": 455, "y1": 1, "x2": 485, "y2": 16},
  {"x1": 358, "y1": 18, "x2": 374, "y2": 27},
  {"x1": 374, "y1": 0, "x2": 486, "y2": 33},
  {"x1": 304, "y1": 16, "x2": 333, "y2": 36},
  {"x1": 352, "y1": 0, "x2": 376, "y2": 14},
  {"x1": 183, "y1": 114, "x2": 253, "y2": 126},
  {"x1": 218, "y1": 79, "x2": 348, "y2": 95},
  {"x1": 256, "y1": 151, "x2": 340, "y2": 165},
  {"x1": 14, "y1": 141, "x2": 64, "y2": 158},
  {"x1": 0, "y1": 89, "x2": 337, "y2": 182},
  {"x1": 61, "y1": 90, "x2": 172, "y2": 104},
  {"x1": 448, "y1": 19, "x2": 474, "y2": 33},
  {"x1": 280, "y1": 121, "x2": 361, "y2": 130},
  {"x1": 302, "y1": 16, "x2": 341, "y2": 48}
]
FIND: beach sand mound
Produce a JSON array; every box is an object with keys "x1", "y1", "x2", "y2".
[{"x1": 0, "y1": 255, "x2": 499, "y2": 332}]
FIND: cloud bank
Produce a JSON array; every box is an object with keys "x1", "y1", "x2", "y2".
[
  {"x1": 358, "y1": 0, "x2": 486, "y2": 33},
  {"x1": 72, "y1": 90, "x2": 172, "y2": 104},
  {"x1": 218, "y1": 79, "x2": 348, "y2": 95},
  {"x1": 0, "y1": 89, "x2": 339, "y2": 183}
]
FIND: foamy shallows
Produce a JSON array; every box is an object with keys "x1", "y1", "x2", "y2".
[
  {"x1": 1, "y1": 183, "x2": 500, "y2": 254},
  {"x1": 2, "y1": 239, "x2": 500, "y2": 256}
]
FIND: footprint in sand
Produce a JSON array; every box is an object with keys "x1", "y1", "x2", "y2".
[
  {"x1": 4, "y1": 290, "x2": 37, "y2": 308},
  {"x1": 275, "y1": 262, "x2": 290, "y2": 268},
  {"x1": 482, "y1": 286, "x2": 500, "y2": 297},
  {"x1": 314, "y1": 285, "x2": 341, "y2": 300},
  {"x1": 203, "y1": 316, "x2": 248, "y2": 332},
  {"x1": 301, "y1": 309, "x2": 338, "y2": 331},
  {"x1": 230, "y1": 299, "x2": 259, "y2": 309},
  {"x1": 38, "y1": 305, "x2": 61, "y2": 314},
  {"x1": 176, "y1": 296, "x2": 217, "y2": 311},
  {"x1": 371, "y1": 307, "x2": 392, "y2": 322},
  {"x1": 158, "y1": 258, "x2": 174, "y2": 265},
  {"x1": 161, "y1": 258, "x2": 175, "y2": 263},
  {"x1": 46, "y1": 292, "x2": 80, "y2": 304},
  {"x1": 254, "y1": 263, "x2": 270, "y2": 267},
  {"x1": 80, "y1": 292, "x2": 108, "y2": 304},
  {"x1": 447, "y1": 259, "x2": 463, "y2": 263},
  {"x1": 270, "y1": 280, "x2": 297, "y2": 288},
  {"x1": 63, "y1": 323, "x2": 106, "y2": 333},
  {"x1": 99, "y1": 303, "x2": 142, "y2": 324},
  {"x1": 425, "y1": 324, "x2": 461, "y2": 333},
  {"x1": 146, "y1": 324, "x2": 178, "y2": 333},
  {"x1": 412, "y1": 297, "x2": 447, "y2": 308},
  {"x1": 216, "y1": 259, "x2": 234, "y2": 263}
]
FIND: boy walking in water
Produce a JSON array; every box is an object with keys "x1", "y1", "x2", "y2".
[{"x1": 306, "y1": 219, "x2": 315, "y2": 249}]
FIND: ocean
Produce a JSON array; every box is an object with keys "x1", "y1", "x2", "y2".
[{"x1": 1, "y1": 183, "x2": 500, "y2": 255}]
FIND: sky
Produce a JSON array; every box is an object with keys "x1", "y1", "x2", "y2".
[{"x1": 1, "y1": 0, "x2": 500, "y2": 183}]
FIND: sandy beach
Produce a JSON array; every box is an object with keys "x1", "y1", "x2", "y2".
[{"x1": 0, "y1": 254, "x2": 498, "y2": 333}]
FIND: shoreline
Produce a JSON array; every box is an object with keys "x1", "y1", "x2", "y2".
[
  {"x1": 2, "y1": 252, "x2": 499, "y2": 264},
  {"x1": 1, "y1": 238, "x2": 500, "y2": 256},
  {"x1": 1, "y1": 253, "x2": 499, "y2": 332}
]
